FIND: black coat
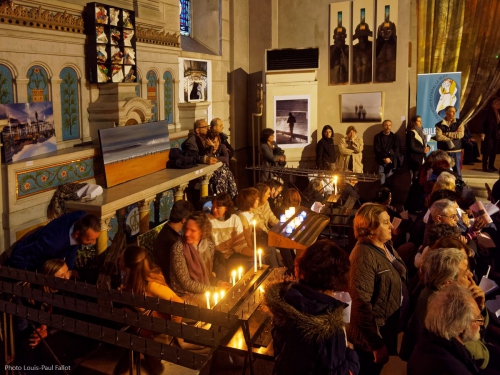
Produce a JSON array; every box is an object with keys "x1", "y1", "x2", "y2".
[
  {"x1": 219, "y1": 132, "x2": 235, "y2": 160},
  {"x1": 317, "y1": 125, "x2": 336, "y2": 170},
  {"x1": 408, "y1": 329, "x2": 479, "y2": 375},
  {"x1": 406, "y1": 129, "x2": 426, "y2": 171},
  {"x1": 265, "y1": 281, "x2": 359, "y2": 375},
  {"x1": 373, "y1": 131, "x2": 401, "y2": 168}
]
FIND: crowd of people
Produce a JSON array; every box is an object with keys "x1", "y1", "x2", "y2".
[{"x1": 5, "y1": 109, "x2": 500, "y2": 375}]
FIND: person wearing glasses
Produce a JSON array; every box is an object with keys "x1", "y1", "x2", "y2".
[
  {"x1": 181, "y1": 119, "x2": 218, "y2": 165},
  {"x1": 404, "y1": 247, "x2": 494, "y2": 373},
  {"x1": 408, "y1": 283, "x2": 483, "y2": 375}
]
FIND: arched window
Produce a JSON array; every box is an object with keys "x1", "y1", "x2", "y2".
[
  {"x1": 146, "y1": 70, "x2": 158, "y2": 122},
  {"x1": 180, "y1": 0, "x2": 191, "y2": 36},
  {"x1": 27, "y1": 65, "x2": 49, "y2": 103},
  {"x1": 163, "y1": 71, "x2": 174, "y2": 123},
  {"x1": 0, "y1": 64, "x2": 14, "y2": 104},
  {"x1": 59, "y1": 67, "x2": 80, "y2": 140}
]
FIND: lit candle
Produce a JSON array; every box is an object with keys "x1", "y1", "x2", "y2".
[
  {"x1": 258, "y1": 248, "x2": 262, "y2": 269},
  {"x1": 232, "y1": 270, "x2": 236, "y2": 286},
  {"x1": 285, "y1": 209, "x2": 291, "y2": 219},
  {"x1": 252, "y1": 219, "x2": 257, "y2": 273},
  {"x1": 213, "y1": 292, "x2": 219, "y2": 306},
  {"x1": 333, "y1": 175, "x2": 338, "y2": 195},
  {"x1": 290, "y1": 207, "x2": 296, "y2": 216},
  {"x1": 280, "y1": 214, "x2": 286, "y2": 223},
  {"x1": 238, "y1": 266, "x2": 243, "y2": 280},
  {"x1": 220, "y1": 290, "x2": 225, "y2": 300},
  {"x1": 205, "y1": 291, "x2": 211, "y2": 309},
  {"x1": 286, "y1": 224, "x2": 293, "y2": 234}
]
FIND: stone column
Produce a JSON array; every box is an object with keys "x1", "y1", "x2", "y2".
[
  {"x1": 15, "y1": 78, "x2": 29, "y2": 103},
  {"x1": 173, "y1": 78, "x2": 181, "y2": 130},
  {"x1": 80, "y1": 78, "x2": 92, "y2": 143},
  {"x1": 97, "y1": 214, "x2": 115, "y2": 254},
  {"x1": 200, "y1": 173, "x2": 213, "y2": 198},
  {"x1": 174, "y1": 183, "x2": 189, "y2": 201},
  {"x1": 137, "y1": 196, "x2": 156, "y2": 234},
  {"x1": 50, "y1": 78, "x2": 63, "y2": 143},
  {"x1": 158, "y1": 77, "x2": 165, "y2": 120}
]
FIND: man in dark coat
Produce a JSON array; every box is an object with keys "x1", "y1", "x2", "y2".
[
  {"x1": 435, "y1": 106, "x2": 464, "y2": 178},
  {"x1": 481, "y1": 97, "x2": 500, "y2": 172},
  {"x1": 373, "y1": 119, "x2": 401, "y2": 186},
  {"x1": 153, "y1": 200, "x2": 194, "y2": 286},
  {"x1": 210, "y1": 118, "x2": 235, "y2": 160},
  {"x1": 316, "y1": 125, "x2": 336, "y2": 170},
  {"x1": 7, "y1": 211, "x2": 100, "y2": 272},
  {"x1": 181, "y1": 119, "x2": 218, "y2": 165},
  {"x1": 408, "y1": 283, "x2": 481, "y2": 375}
]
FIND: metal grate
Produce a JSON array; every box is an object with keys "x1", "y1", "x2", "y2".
[{"x1": 266, "y1": 48, "x2": 319, "y2": 71}]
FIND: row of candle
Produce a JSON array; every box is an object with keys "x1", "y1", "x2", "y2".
[{"x1": 205, "y1": 290, "x2": 225, "y2": 309}]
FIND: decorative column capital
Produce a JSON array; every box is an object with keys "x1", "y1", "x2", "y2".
[{"x1": 137, "y1": 196, "x2": 156, "y2": 212}]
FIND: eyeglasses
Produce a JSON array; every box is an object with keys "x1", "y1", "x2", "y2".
[
  {"x1": 473, "y1": 315, "x2": 485, "y2": 326},
  {"x1": 438, "y1": 213, "x2": 458, "y2": 221}
]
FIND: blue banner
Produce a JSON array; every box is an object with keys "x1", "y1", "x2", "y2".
[{"x1": 417, "y1": 72, "x2": 461, "y2": 152}]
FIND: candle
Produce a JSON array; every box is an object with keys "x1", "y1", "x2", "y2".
[
  {"x1": 286, "y1": 224, "x2": 293, "y2": 234},
  {"x1": 213, "y1": 292, "x2": 219, "y2": 306},
  {"x1": 220, "y1": 290, "x2": 225, "y2": 300},
  {"x1": 205, "y1": 291, "x2": 211, "y2": 309},
  {"x1": 232, "y1": 270, "x2": 236, "y2": 286},
  {"x1": 333, "y1": 175, "x2": 338, "y2": 195},
  {"x1": 280, "y1": 214, "x2": 286, "y2": 223},
  {"x1": 290, "y1": 207, "x2": 296, "y2": 216},
  {"x1": 238, "y1": 267, "x2": 243, "y2": 280},
  {"x1": 285, "y1": 209, "x2": 291, "y2": 219},
  {"x1": 252, "y1": 219, "x2": 257, "y2": 273},
  {"x1": 258, "y1": 248, "x2": 262, "y2": 269}
]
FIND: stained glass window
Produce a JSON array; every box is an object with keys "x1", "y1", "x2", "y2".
[
  {"x1": 146, "y1": 70, "x2": 158, "y2": 122},
  {"x1": 27, "y1": 65, "x2": 49, "y2": 103},
  {"x1": 0, "y1": 65, "x2": 14, "y2": 104},
  {"x1": 60, "y1": 67, "x2": 80, "y2": 140},
  {"x1": 180, "y1": 0, "x2": 191, "y2": 36}
]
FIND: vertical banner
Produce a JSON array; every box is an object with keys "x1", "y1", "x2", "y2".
[
  {"x1": 375, "y1": 1, "x2": 398, "y2": 82},
  {"x1": 417, "y1": 72, "x2": 462, "y2": 152},
  {"x1": 329, "y1": 2, "x2": 351, "y2": 85},
  {"x1": 352, "y1": 0, "x2": 374, "y2": 84}
]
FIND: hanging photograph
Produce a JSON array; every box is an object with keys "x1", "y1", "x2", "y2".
[
  {"x1": 329, "y1": 2, "x2": 351, "y2": 85},
  {"x1": 341, "y1": 92, "x2": 382, "y2": 122},
  {"x1": 352, "y1": 0, "x2": 374, "y2": 84},
  {"x1": 0, "y1": 102, "x2": 56, "y2": 163},
  {"x1": 274, "y1": 95, "x2": 310, "y2": 147},
  {"x1": 109, "y1": 7, "x2": 120, "y2": 26},
  {"x1": 375, "y1": 0, "x2": 398, "y2": 82},
  {"x1": 181, "y1": 59, "x2": 208, "y2": 103}
]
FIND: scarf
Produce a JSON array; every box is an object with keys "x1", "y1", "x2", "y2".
[
  {"x1": 182, "y1": 242, "x2": 210, "y2": 285},
  {"x1": 412, "y1": 126, "x2": 427, "y2": 147}
]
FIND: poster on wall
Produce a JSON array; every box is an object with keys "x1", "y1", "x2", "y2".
[
  {"x1": 274, "y1": 95, "x2": 310, "y2": 147},
  {"x1": 0, "y1": 102, "x2": 56, "y2": 163},
  {"x1": 417, "y1": 72, "x2": 462, "y2": 152},
  {"x1": 329, "y1": 2, "x2": 351, "y2": 85},
  {"x1": 352, "y1": 0, "x2": 374, "y2": 84},
  {"x1": 341, "y1": 92, "x2": 382, "y2": 122},
  {"x1": 181, "y1": 59, "x2": 208, "y2": 103},
  {"x1": 375, "y1": 0, "x2": 398, "y2": 82}
]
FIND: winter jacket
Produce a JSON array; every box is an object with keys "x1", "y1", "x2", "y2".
[
  {"x1": 265, "y1": 281, "x2": 360, "y2": 375},
  {"x1": 373, "y1": 131, "x2": 401, "y2": 168},
  {"x1": 317, "y1": 125, "x2": 336, "y2": 170},
  {"x1": 338, "y1": 136, "x2": 364, "y2": 173},
  {"x1": 435, "y1": 118, "x2": 464, "y2": 153},
  {"x1": 408, "y1": 329, "x2": 479, "y2": 375},
  {"x1": 261, "y1": 141, "x2": 283, "y2": 181},
  {"x1": 406, "y1": 128, "x2": 427, "y2": 172},
  {"x1": 181, "y1": 133, "x2": 213, "y2": 164},
  {"x1": 347, "y1": 241, "x2": 407, "y2": 353}
]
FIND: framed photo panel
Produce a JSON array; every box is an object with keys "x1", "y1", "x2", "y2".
[
  {"x1": 273, "y1": 95, "x2": 311, "y2": 147},
  {"x1": 329, "y1": 2, "x2": 351, "y2": 85},
  {"x1": 341, "y1": 92, "x2": 382, "y2": 123},
  {"x1": 352, "y1": 0, "x2": 374, "y2": 84},
  {"x1": 375, "y1": 0, "x2": 398, "y2": 82}
]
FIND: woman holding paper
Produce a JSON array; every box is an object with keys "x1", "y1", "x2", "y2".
[{"x1": 264, "y1": 240, "x2": 360, "y2": 375}]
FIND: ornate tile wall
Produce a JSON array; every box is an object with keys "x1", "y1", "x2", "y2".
[{"x1": 0, "y1": 64, "x2": 14, "y2": 104}]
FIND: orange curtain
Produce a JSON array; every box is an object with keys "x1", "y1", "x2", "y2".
[{"x1": 418, "y1": 0, "x2": 500, "y2": 123}]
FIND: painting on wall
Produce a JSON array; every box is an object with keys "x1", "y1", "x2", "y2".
[
  {"x1": 181, "y1": 59, "x2": 208, "y2": 103},
  {"x1": 375, "y1": 0, "x2": 398, "y2": 82},
  {"x1": 0, "y1": 102, "x2": 56, "y2": 163},
  {"x1": 98, "y1": 120, "x2": 170, "y2": 187},
  {"x1": 329, "y1": 2, "x2": 351, "y2": 85},
  {"x1": 341, "y1": 92, "x2": 382, "y2": 122},
  {"x1": 352, "y1": 0, "x2": 374, "y2": 84},
  {"x1": 274, "y1": 95, "x2": 310, "y2": 147}
]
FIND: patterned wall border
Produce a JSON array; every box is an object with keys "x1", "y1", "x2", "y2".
[{"x1": 16, "y1": 156, "x2": 103, "y2": 199}]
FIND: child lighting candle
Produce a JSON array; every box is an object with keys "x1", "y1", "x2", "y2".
[
  {"x1": 213, "y1": 292, "x2": 219, "y2": 306},
  {"x1": 232, "y1": 270, "x2": 236, "y2": 286},
  {"x1": 258, "y1": 248, "x2": 262, "y2": 269},
  {"x1": 252, "y1": 219, "x2": 257, "y2": 273},
  {"x1": 205, "y1": 291, "x2": 211, "y2": 309}
]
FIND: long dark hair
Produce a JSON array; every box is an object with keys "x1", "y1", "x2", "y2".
[{"x1": 121, "y1": 245, "x2": 166, "y2": 294}]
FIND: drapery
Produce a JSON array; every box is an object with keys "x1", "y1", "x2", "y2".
[{"x1": 418, "y1": 0, "x2": 500, "y2": 123}]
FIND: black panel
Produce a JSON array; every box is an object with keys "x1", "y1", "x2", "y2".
[{"x1": 266, "y1": 48, "x2": 319, "y2": 71}]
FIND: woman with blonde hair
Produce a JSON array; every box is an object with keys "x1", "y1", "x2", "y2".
[{"x1": 348, "y1": 203, "x2": 407, "y2": 375}]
